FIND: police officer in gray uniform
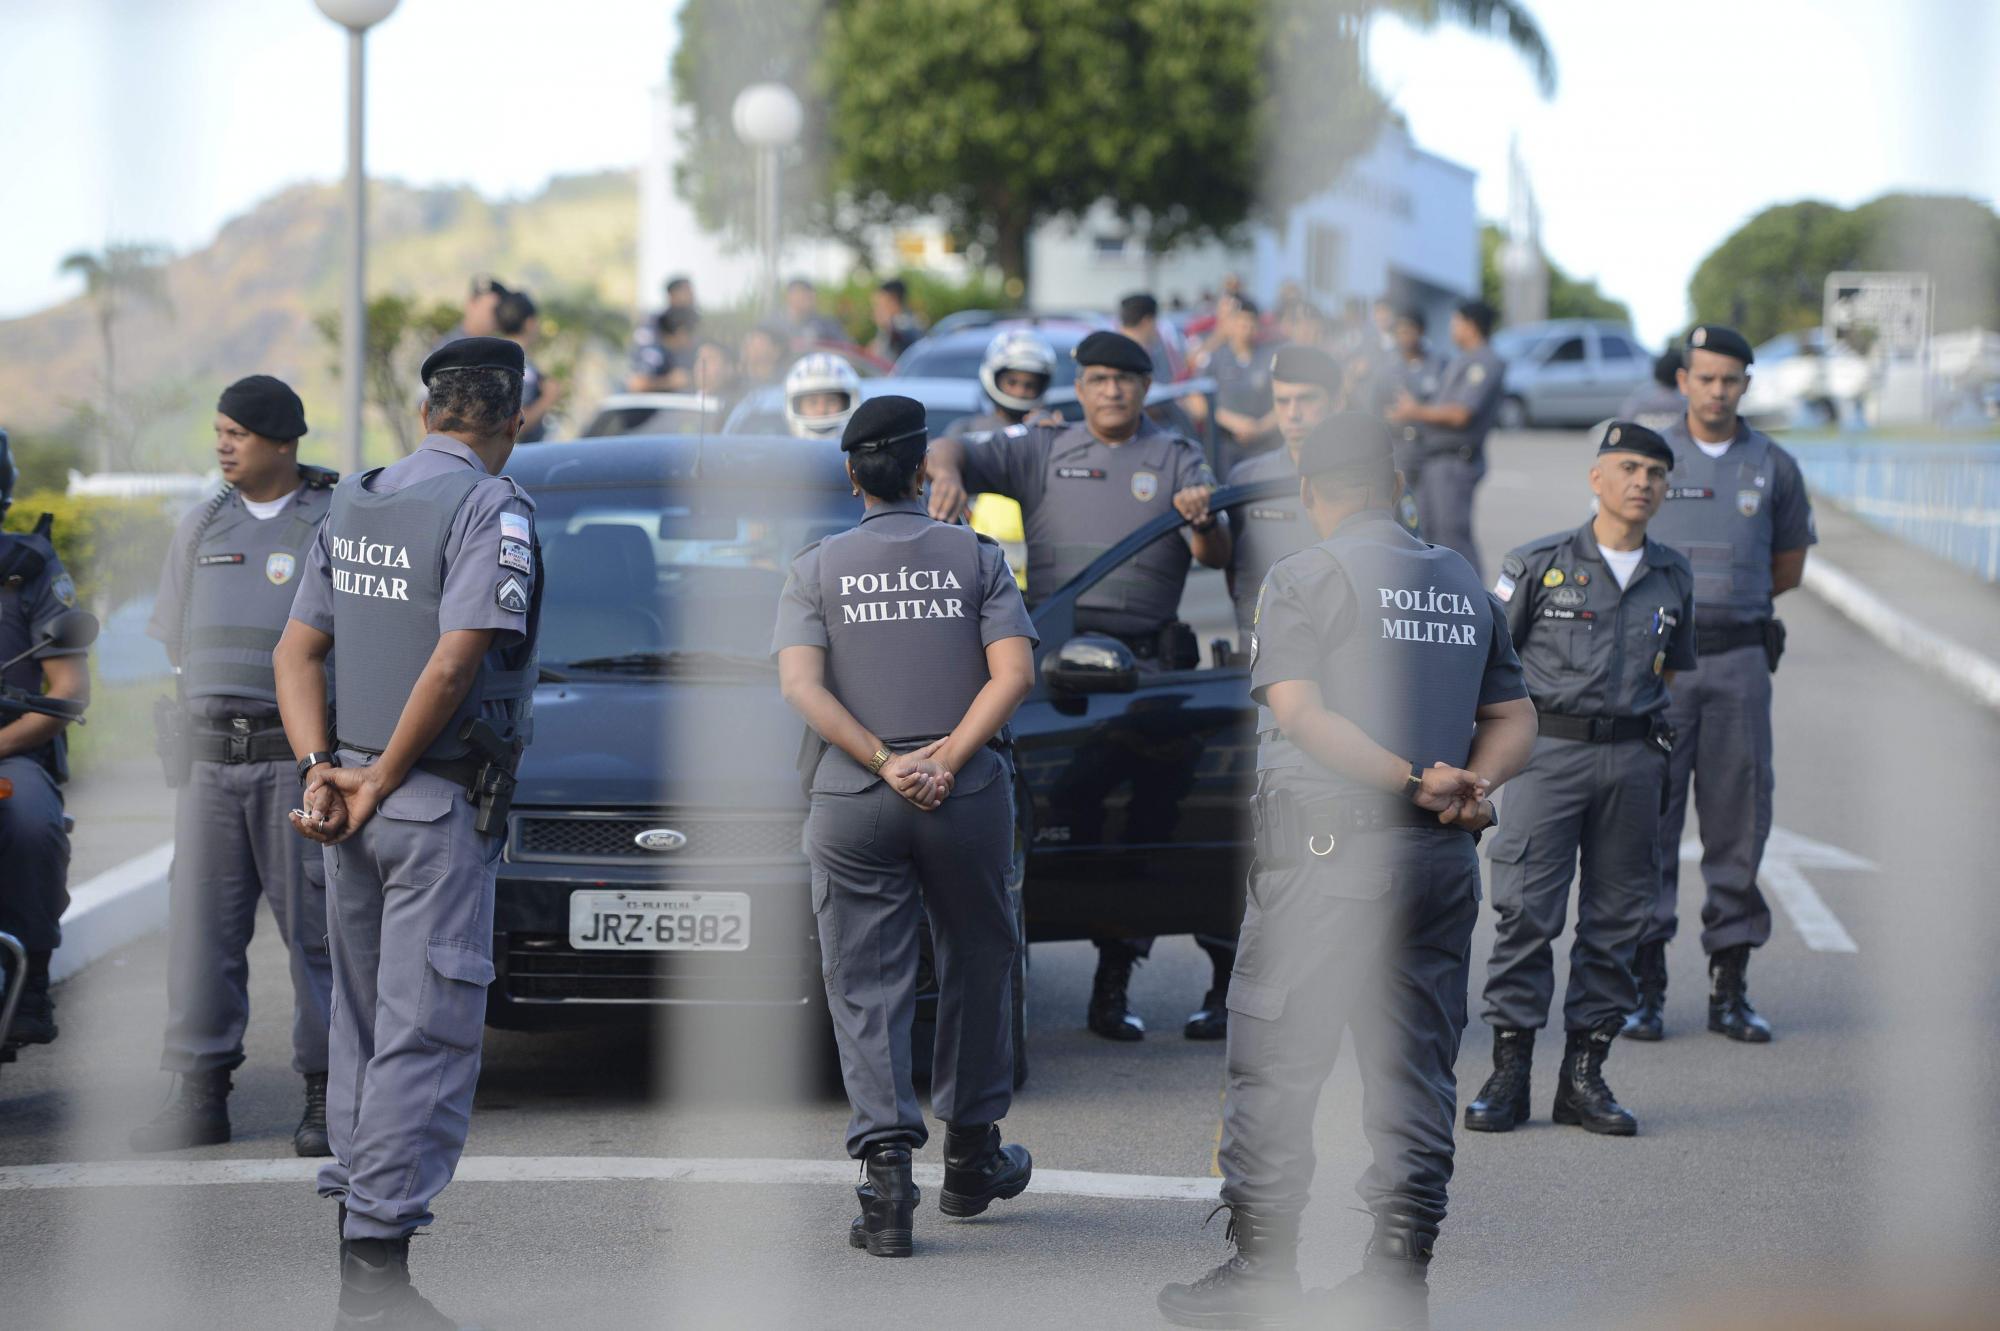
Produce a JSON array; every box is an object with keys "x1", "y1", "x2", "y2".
[
  {"x1": 1389, "y1": 299, "x2": 1506, "y2": 576},
  {"x1": 926, "y1": 330, "x2": 1232, "y2": 1043},
  {"x1": 1159, "y1": 414, "x2": 1537, "y2": 1331},
  {"x1": 1465, "y1": 423, "x2": 1696, "y2": 1140},
  {"x1": 1619, "y1": 346, "x2": 1687, "y2": 433},
  {"x1": 276, "y1": 336, "x2": 540, "y2": 1330},
  {"x1": 1223, "y1": 346, "x2": 1339, "y2": 644},
  {"x1": 775, "y1": 395, "x2": 1038, "y2": 1258},
  {"x1": 132, "y1": 375, "x2": 338, "y2": 1156},
  {"x1": 0, "y1": 430, "x2": 90, "y2": 1059},
  {"x1": 1629, "y1": 325, "x2": 1815, "y2": 1044}
]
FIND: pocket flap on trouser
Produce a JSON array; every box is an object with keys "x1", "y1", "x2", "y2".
[
  {"x1": 426, "y1": 939, "x2": 495, "y2": 987},
  {"x1": 380, "y1": 793, "x2": 454, "y2": 824},
  {"x1": 1225, "y1": 975, "x2": 1286, "y2": 1022}
]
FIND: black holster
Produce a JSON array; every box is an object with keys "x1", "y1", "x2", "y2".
[
  {"x1": 1251, "y1": 787, "x2": 1299, "y2": 870},
  {"x1": 1647, "y1": 713, "x2": 1676, "y2": 758},
  {"x1": 153, "y1": 696, "x2": 192, "y2": 787},
  {"x1": 1763, "y1": 618, "x2": 1787, "y2": 673}
]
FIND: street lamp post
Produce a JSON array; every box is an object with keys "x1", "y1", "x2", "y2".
[
  {"x1": 730, "y1": 83, "x2": 804, "y2": 312},
  {"x1": 314, "y1": 0, "x2": 400, "y2": 475}
]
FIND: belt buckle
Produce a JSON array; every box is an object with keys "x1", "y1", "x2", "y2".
[
  {"x1": 1589, "y1": 717, "x2": 1614, "y2": 743},
  {"x1": 224, "y1": 734, "x2": 250, "y2": 763}
]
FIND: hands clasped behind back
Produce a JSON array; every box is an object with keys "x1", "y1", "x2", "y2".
[{"x1": 882, "y1": 740, "x2": 954, "y2": 812}]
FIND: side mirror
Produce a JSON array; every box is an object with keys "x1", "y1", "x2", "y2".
[
  {"x1": 1046, "y1": 635, "x2": 1138, "y2": 695},
  {"x1": 39, "y1": 609, "x2": 99, "y2": 653}
]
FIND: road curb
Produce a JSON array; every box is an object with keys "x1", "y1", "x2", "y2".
[
  {"x1": 52, "y1": 842, "x2": 173, "y2": 985},
  {"x1": 1804, "y1": 558, "x2": 2000, "y2": 713}
]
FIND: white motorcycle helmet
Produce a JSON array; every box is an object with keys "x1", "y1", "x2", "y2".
[
  {"x1": 784, "y1": 353, "x2": 861, "y2": 439},
  {"x1": 978, "y1": 329, "x2": 1057, "y2": 414}
]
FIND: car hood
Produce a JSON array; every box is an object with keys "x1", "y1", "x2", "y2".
[{"x1": 517, "y1": 675, "x2": 806, "y2": 811}]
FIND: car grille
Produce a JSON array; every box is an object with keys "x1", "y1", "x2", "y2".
[
  {"x1": 501, "y1": 935, "x2": 814, "y2": 1005},
  {"x1": 511, "y1": 811, "x2": 805, "y2": 865}
]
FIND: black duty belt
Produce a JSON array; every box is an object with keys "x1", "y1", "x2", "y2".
[
  {"x1": 1536, "y1": 712, "x2": 1653, "y2": 744},
  {"x1": 1696, "y1": 621, "x2": 1768, "y2": 656},
  {"x1": 189, "y1": 723, "x2": 291, "y2": 765},
  {"x1": 1254, "y1": 787, "x2": 1470, "y2": 870}
]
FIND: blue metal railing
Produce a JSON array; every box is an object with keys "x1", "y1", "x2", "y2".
[{"x1": 1789, "y1": 439, "x2": 2000, "y2": 582}]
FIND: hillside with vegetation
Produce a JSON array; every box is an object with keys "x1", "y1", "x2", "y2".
[{"x1": 0, "y1": 171, "x2": 639, "y2": 473}]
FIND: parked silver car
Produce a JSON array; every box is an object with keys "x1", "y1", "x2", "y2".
[{"x1": 1489, "y1": 319, "x2": 1655, "y2": 428}]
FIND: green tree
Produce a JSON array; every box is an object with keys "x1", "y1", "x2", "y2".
[
  {"x1": 1479, "y1": 223, "x2": 1631, "y2": 323},
  {"x1": 1688, "y1": 193, "x2": 2000, "y2": 344},
  {"x1": 1686, "y1": 201, "x2": 1865, "y2": 343},
  {"x1": 672, "y1": 0, "x2": 1553, "y2": 290},
  {"x1": 314, "y1": 295, "x2": 460, "y2": 456},
  {"x1": 56, "y1": 242, "x2": 175, "y2": 470}
]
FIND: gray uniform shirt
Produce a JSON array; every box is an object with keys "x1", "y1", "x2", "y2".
[
  {"x1": 772, "y1": 499, "x2": 1034, "y2": 790},
  {"x1": 955, "y1": 416, "x2": 1219, "y2": 635},
  {"x1": 290, "y1": 435, "x2": 537, "y2": 736},
  {"x1": 1223, "y1": 447, "x2": 1314, "y2": 633},
  {"x1": 1496, "y1": 521, "x2": 1697, "y2": 718},
  {"x1": 1248, "y1": 510, "x2": 1525, "y2": 789},
  {"x1": 1647, "y1": 420, "x2": 1816, "y2": 628},
  {"x1": 1422, "y1": 344, "x2": 1506, "y2": 460}
]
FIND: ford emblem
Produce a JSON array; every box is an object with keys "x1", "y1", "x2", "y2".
[{"x1": 634, "y1": 828, "x2": 688, "y2": 852}]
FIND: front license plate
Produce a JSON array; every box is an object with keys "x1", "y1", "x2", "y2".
[{"x1": 568, "y1": 889, "x2": 751, "y2": 951}]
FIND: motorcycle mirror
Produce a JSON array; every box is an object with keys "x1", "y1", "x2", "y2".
[
  {"x1": 38, "y1": 609, "x2": 99, "y2": 652},
  {"x1": 0, "y1": 609, "x2": 99, "y2": 675}
]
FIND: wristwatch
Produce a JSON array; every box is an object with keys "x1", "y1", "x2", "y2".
[
  {"x1": 866, "y1": 747, "x2": 892, "y2": 776},
  {"x1": 1401, "y1": 762, "x2": 1423, "y2": 803},
  {"x1": 297, "y1": 751, "x2": 338, "y2": 783}
]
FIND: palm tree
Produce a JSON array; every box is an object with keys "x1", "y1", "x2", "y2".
[
  {"x1": 1390, "y1": 0, "x2": 1556, "y2": 95},
  {"x1": 57, "y1": 242, "x2": 174, "y2": 470}
]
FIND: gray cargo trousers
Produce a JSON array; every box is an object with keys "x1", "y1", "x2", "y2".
[
  {"x1": 807, "y1": 747, "x2": 1019, "y2": 1159},
  {"x1": 1219, "y1": 826, "x2": 1480, "y2": 1239},
  {"x1": 317, "y1": 753, "x2": 499, "y2": 1240}
]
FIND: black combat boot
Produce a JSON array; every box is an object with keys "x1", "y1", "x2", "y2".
[
  {"x1": 129, "y1": 1068, "x2": 233, "y2": 1151},
  {"x1": 1550, "y1": 1023, "x2": 1637, "y2": 1136},
  {"x1": 5, "y1": 950, "x2": 57, "y2": 1046},
  {"x1": 295, "y1": 1072, "x2": 332, "y2": 1158},
  {"x1": 1087, "y1": 950, "x2": 1145, "y2": 1041},
  {"x1": 1622, "y1": 941, "x2": 1668, "y2": 1041},
  {"x1": 939, "y1": 1122, "x2": 1032, "y2": 1218},
  {"x1": 1157, "y1": 1205, "x2": 1301, "y2": 1329},
  {"x1": 1707, "y1": 944, "x2": 1773, "y2": 1043},
  {"x1": 848, "y1": 1142, "x2": 920, "y2": 1257},
  {"x1": 1307, "y1": 1210, "x2": 1434, "y2": 1331},
  {"x1": 335, "y1": 1236, "x2": 471, "y2": 1329},
  {"x1": 1463, "y1": 1027, "x2": 1533, "y2": 1133},
  {"x1": 1183, "y1": 985, "x2": 1228, "y2": 1041}
]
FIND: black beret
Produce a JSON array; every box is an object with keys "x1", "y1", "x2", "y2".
[
  {"x1": 1295, "y1": 412, "x2": 1394, "y2": 477},
  {"x1": 1685, "y1": 324, "x2": 1754, "y2": 365},
  {"x1": 1269, "y1": 345, "x2": 1341, "y2": 391},
  {"x1": 1595, "y1": 420, "x2": 1673, "y2": 466},
  {"x1": 842, "y1": 394, "x2": 928, "y2": 453},
  {"x1": 1073, "y1": 330, "x2": 1153, "y2": 376},
  {"x1": 420, "y1": 335, "x2": 525, "y2": 387},
  {"x1": 216, "y1": 374, "x2": 307, "y2": 443}
]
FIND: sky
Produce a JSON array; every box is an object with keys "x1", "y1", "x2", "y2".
[{"x1": 2, "y1": 0, "x2": 1996, "y2": 342}]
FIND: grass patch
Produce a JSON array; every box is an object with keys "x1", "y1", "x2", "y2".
[{"x1": 65, "y1": 674, "x2": 169, "y2": 779}]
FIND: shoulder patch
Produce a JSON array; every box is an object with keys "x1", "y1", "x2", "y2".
[
  {"x1": 496, "y1": 576, "x2": 529, "y2": 614},
  {"x1": 1003, "y1": 423, "x2": 1029, "y2": 438},
  {"x1": 52, "y1": 572, "x2": 77, "y2": 607},
  {"x1": 499, "y1": 511, "x2": 531, "y2": 545}
]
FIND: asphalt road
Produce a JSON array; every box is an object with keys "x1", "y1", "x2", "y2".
[{"x1": 5, "y1": 429, "x2": 1999, "y2": 1330}]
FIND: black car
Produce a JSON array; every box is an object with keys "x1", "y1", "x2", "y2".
[{"x1": 493, "y1": 435, "x2": 1288, "y2": 1081}]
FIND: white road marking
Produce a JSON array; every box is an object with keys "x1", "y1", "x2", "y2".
[
  {"x1": 0, "y1": 1155, "x2": 1223, "y2": 1202},
  {"x1": 1680, "y1": 825, "x2": 1873, "y2": 955},
  {"x1": 51, "y1": 840, "x2": 175, "y2": 984},
  {"x1": 1804, "y1": 557, "x2": 2000, "y2": 713}
]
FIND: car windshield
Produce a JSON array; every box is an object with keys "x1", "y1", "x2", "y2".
[
  {"x1": 533, "y1": 483, "x2": 854, "y2": 669},
  {"x1": 897, "y1": 337, "x2": 1082, "y2": 387}
]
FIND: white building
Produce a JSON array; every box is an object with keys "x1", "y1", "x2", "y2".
[
  {"x1": 1029, "y1": 126, "x2": 1478, "y2": 327},
  {"x1": 639, "y1": 85, "x2": 1476, "y2": 327}
]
